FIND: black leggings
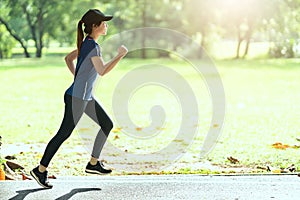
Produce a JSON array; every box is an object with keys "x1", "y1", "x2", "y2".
[{"x1": 40, "y1": 94, "x2": 113, "y2": 167}]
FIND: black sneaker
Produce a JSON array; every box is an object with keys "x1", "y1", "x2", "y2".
[
  {"x1": 30, "y1": 167, "x2": 53, "y2": 189},
  {"x1": 85, "y1": 161, "x2": 112, "y2": 174}
]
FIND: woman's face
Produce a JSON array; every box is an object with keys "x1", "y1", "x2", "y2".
[{"x1": 94, "y1": 21, "x2": 108, "y2": 36}]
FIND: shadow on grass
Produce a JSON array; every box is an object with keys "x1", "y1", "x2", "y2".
[{"x1": 9, "y1": 187, "x2": 101, "y2": 200}]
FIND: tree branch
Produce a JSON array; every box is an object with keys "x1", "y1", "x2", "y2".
[{"x1": 0, "y1": 16, "x2": 30, "y2": 57}]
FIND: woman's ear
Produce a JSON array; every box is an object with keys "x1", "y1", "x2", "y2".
[{"x1": 93, "y1": 22, "x2": 102, "y2": 28}]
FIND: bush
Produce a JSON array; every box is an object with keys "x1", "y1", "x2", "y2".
[{"x1": 269, "y1": 39, "x2": 295, "y2": 58}]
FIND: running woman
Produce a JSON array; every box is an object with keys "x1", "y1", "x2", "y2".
[{"x1": 30, "y1": 9, "x2": 128, "y2": 188}]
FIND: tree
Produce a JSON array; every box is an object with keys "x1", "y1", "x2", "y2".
[
  {"x1": 265, "y1": 0, "x2": 300, "y2": 58},
  {"x1": 104, "y1": 0, "x2": 185, "y2": 58},
  {"x1": 215, "y1": 0, "x2": 273, "y2": 59},
  {"x1": 0, "y1": 0, "x2": 95, "y2": 58},
  {"x1": 9, "y1": 0, "x2": 65, "y2": 57},
  {"x1": 0, "y1": 17, "x2": 30, "y2": 58},
  {"x1": 182, "y1": 0, "x2": 219, "y2": 58},
  {"x1": 48, "y1": 0, "x2": 101, "y2": 47},
  {"x1": 0, "y1": 2, "x2": 31, "y2": 58}
]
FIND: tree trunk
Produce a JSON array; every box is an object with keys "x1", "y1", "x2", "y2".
[
  {"x1": 236, "y1": 40, "x2": 242, "y2": 59},
  {"x1": 243, "y1": 37, "x2": 250, "y2": 58},
  {"x1": 36, "y1": 44, "x2": 42, "y2": 58},
  {"x1": 23, "y1": 4, "x2": 41, "y2": 58},
  {"x1": 0, "y1": 17, "x2": 30, "y2": 58},
  {"x1": 36, "y1": 9, "x2": 44, "y2": 58},
  {"x1": 236, "y1": 28, "x2": 243, "y2": 59},
  {"x1": 243, "y1": 25, "x2": 253, "y2": 58}
]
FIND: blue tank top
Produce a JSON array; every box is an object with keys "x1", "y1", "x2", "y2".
[{"x1": 65, "y1": 36, "x2": 102, "y2": 100}]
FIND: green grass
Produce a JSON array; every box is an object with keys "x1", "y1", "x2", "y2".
[
  {"x1": 210, "y1": 59, "x2": 300, "y2": 168},
  {"x1": 1, "y1": 56, "x2": 300, "y2": 175}
]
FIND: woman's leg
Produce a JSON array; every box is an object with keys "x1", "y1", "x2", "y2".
[
  {"x1": 31, "y1": 94, "x2": 87, "y2": 188},
  {"x1": 84, "y1": 98, "x2": 113, "y2": 160},
  {"x1": 40, "y1": 94, "x2": 87, "y2": 168}
]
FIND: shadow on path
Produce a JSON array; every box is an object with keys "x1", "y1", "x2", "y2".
[
  {"x1": 55, "y1": 188, "x2": 102, "y2": 200},
  {"x1": 9, "y1": 188, "x2": 49, "y2": 200},
  {"x1": 9, "y1": 187, "x2": 101, "y2": 200}
]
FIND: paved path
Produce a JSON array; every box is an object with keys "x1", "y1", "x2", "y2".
[{"x1": 1, "y1": 175, "x2": 300, "y2": 200}]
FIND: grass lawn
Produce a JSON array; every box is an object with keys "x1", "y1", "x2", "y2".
[{"x1": 1, "y1": 55, "x2": 300, "y2": 176}]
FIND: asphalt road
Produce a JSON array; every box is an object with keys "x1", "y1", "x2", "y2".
[{"x1": 1, "y1": 175, "x2": 300, "y2": 200}]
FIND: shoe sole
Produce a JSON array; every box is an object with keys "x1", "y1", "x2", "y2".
[
  {"x1": 30, "y1": 170, "x2": 53, "y2": 189},
  {"x1": 85, "y1": 169, "x2": 111, "y2": 175}
]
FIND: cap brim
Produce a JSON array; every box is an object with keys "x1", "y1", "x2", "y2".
[{"x1": 103, "y1": 16, "x2": 113, "y2": 21}]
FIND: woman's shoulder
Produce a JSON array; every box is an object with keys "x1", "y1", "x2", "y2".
[
  {"x1": 80, "y1": 38, "x2": 100, "y2": 57},
  {"x1": 83, "y1": 37, "x2": 97, "y2": 46},
  {"x1": 81, "y1": 37, "x2": 98, "y2": 51}
]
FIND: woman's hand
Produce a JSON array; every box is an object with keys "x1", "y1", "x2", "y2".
[{"x1": 118, "y1": 45, "x2": 128, "y2": 57}]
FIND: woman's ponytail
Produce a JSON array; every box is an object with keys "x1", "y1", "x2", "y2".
[{"x1": 77, "y1": 20, "x2": 84, "y2": 56}]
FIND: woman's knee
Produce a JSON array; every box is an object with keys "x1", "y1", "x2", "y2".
[
  {"x1": 102, "y1": 119, "x2": 113, "y2": 135},
  {"x1": 56, "y1": 129, "x2": 72, "y2": 141}
]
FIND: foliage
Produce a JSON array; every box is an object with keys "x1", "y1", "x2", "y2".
[
  {"x1": 1, "y1": 0, "x2": 300, "y2": 58},
  {"x1": 183, "y1": 0, "x2": 219, "y2": 57},
  {"x1": 0, "y1": 0, "x2": 99, "y2": 57},
  {"x1": 0, "y1": 25, "x2": 15, "y2": 58},
  {"x1": 265, "y1": 0, "x2": 300, "y2": 58},
  {"x1": 269, "y1": 39, "x2": 296, "y2": 58}
]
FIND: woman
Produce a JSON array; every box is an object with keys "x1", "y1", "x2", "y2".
[{"x1": 30, "y1": 9, "x2": 128, "y2": 189}]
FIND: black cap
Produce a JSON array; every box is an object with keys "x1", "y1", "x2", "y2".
[{"x1": 81, "y1": 9, "x2": 113, "y2": 24}]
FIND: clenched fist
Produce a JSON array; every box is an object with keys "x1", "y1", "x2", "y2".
[{"x1": 118, "y1": 45, "x2": 128, "y2": 57}]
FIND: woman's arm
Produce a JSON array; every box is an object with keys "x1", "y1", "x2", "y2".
[
  {"x1": 64, "y1": 49, "x2": 78, "y2": 75},
  {"x1": 91, "y1": 45, "x2": 128, "y2": 76}
]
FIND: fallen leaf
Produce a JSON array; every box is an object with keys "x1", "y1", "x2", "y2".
[
  {"x1": 22, "y1": 173, "x2": 32, "y2": 180},
  {"x1": 227, "y1": 156, "x2": 239, "y2": 164},
  {"x1": 3, "y1": 162, "x2": 17, "y2": 180},
  {"x1": 213, "y1": 124, "x2": 219, "y2": 128},
  {"x1": 114, "y1": 135, "x2": 120, "y2": 140},
  {"x1": 6, "y1": 160, "x2": 24, "y2": 170},
  {"x1": 256, "y1": 166, "x2": 268, "y2": 170},
  {"x1": 274, "y1": 143, "x2": 300, "y2": 149},
  {"x1": 272, "y1": 142, "x2": 290, "y2": 150},
  {"x1": 136, "y1": 127, "x2": 143, "y2": 131},
  {"x1": 267, "y1": 165, "x2": 281, "y2": 173},
  {"x1": 285, "y1": 164, "x2": 296, "y2": 172},
  {"x1": 35, "y1": 153, "x2": 43, "y2": 159},
  {"x1": 5, "y1": 155, "x2": 17, "y2": 160},
  {"x1": 48, "y1": 175, "x2": 57, "y2": 179},
  {"x1": 272, "y1": 169, "x2": 281, "y2": 173},
  {"x1": 5, "y1": 174, "x2": 15, "y2": 180},
  {"x1": 112, "y1": 127, "x2": 122, "y2": 133}
]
